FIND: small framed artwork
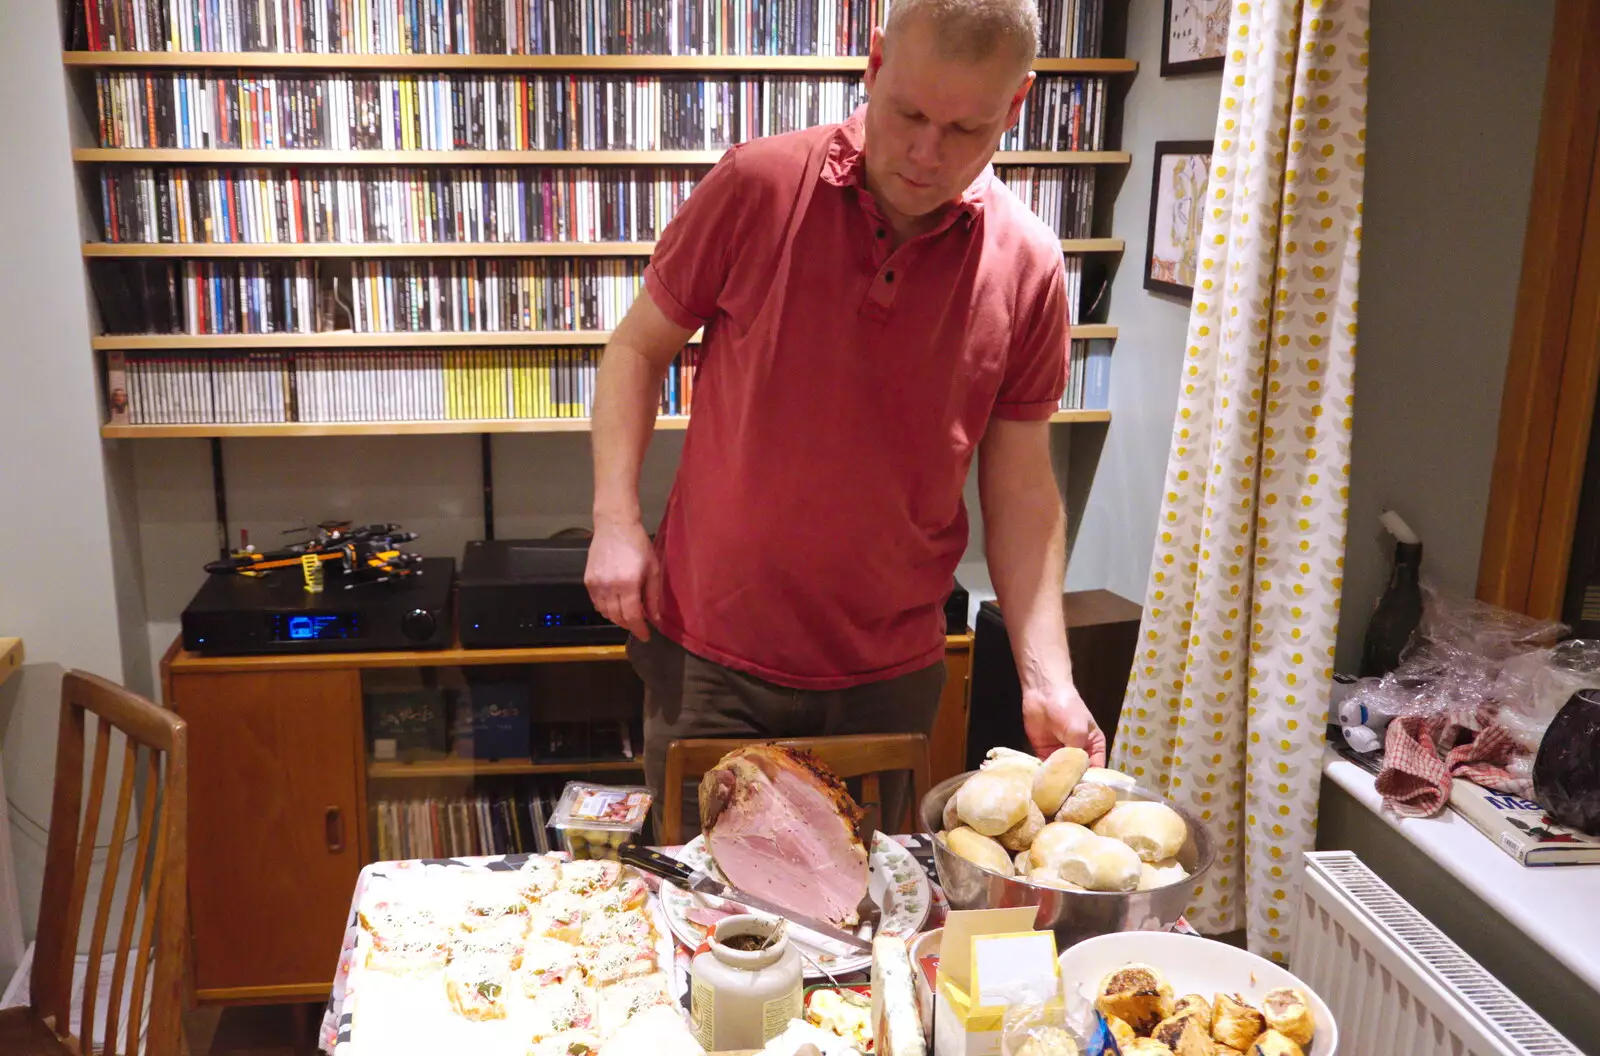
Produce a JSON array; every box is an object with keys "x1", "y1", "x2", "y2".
[
  {"x1": 1144, "y1": 140, "x2": 1215, "y2": 299},
  {"x1": 1162, "y1": 0, "x2": 1229, "y2": 76}
]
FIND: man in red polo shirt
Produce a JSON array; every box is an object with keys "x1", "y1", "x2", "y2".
[{"x1": 586, "y1": 0, "x2": 1106, "y2": 816}]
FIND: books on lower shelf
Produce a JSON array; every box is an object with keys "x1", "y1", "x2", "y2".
[
  {"x1": 72, "y1": 0, "x2": 1103, "y2": 59},
  {"x1": 1061, "y1": 338, "x2": 1110, "y2": 411},
  {"x1": 1448, "y1": 777, "x2": 1600, "y2": 866},
  {"x1": 98, "y1": 162, "x2": 1098, "y2": 244},
  {"x1": 372, "y1": 785, "x2": 560, "y2": 860},
  {"x1": 105, "y1": 345, "x2": 699, "y2": 423}
]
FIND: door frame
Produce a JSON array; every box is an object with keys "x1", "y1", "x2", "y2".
[{"x1": 1477, "y1": 0, "x2": 1600, "y2": 618}]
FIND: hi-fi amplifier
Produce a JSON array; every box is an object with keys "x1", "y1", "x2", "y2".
[{"x1": 181, "y1": 557, "x2": 455, "y2": 655}]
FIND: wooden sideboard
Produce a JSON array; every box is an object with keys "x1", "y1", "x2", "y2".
[{"x1": 160, "y1": 633, "x2": 973, "y2": 1004}]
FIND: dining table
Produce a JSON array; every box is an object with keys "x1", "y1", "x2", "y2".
[{"x1": 316, "y1": 833, "x2": 1194, "y2": 1054}]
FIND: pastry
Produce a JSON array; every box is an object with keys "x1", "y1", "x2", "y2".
[
  {"x1": 1250, "y1": 1030, "x2": 1305, "y2": 1056},
  {"x1": 956, "y1": 769, "x2": 1033, "y2": 836},
  {"x1": 1057, "y1": 834, "x2": 1142, "y2": 892},
  {"x1": 1029, "y1": 821, "x2": 1095, "y2": 868},
  {"x1": 1092, "y1": 802, "x2": 1188, "y2": 863},
  {"x1": 1152, "y1": 1012, "x2": 1213, "y2": 1056},
  {"x1": 519, "y1": 937, "x2": 581, "y2": 993},
  {"x1": 1032, "y1": 746, "x2": 1091, "y2": 815},
  {"x1": 1123, "y1": 1040, "x2": 1175, "y2": 1055},
  {"x1": 999, "y1": 801, "x2": 1048, "y2": 851},
  {"x1": 532, "y1": 1031, "x2": 603, "y2": 1056},
  {"x1": 1054, "y1": 781, "x2": 1117, "y2": 825},
  {"x1": 530, "y1": 983, "x2": 599, "y2": 1041},
  {"x1": 596, "y1": 973, "x2": 674, "y2": 1036},
  {"x1": 560, "y1": 859, "x2": 623, "y2": 896},
  {"x1": 1261, "y1": 987, "x2": 1314, "y2": 1046},
  {"x1": 517, "y1": 854, "x2": 563, "y2": 901},
  {"x1": 945, "y1": 826, "x2": 1015, "y2": 875},
  {"x1": 1173, "y1": 993, "x2": 1212, "y2": 1031},
  {"x1": 1103, "y1": 1014, "x2": 1138, "y2": 1052},
  {"x1": 1095, "y1": 963, "x2": 1175, "y2": 1035},
  {"x1": 1212, "y1": 993, "x2": 1266, "y2": 1051}
]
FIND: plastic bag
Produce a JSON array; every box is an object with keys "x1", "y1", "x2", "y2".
[
  {"x1": 1001, "y1": 999, "x2": 1085, "y2": 1056},
  {"x1": 1340, "y1": 585, "x2": 1569, "y2": 732},
  {"x1": 1491, "y1": 640, "x2": 1600, "y2": 752}
]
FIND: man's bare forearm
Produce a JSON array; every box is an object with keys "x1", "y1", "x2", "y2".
[
  {"x1": 592, "y1": 337, "x2": 671, "y2": 524},
  {"x1": 985, "y1": 475, "x2": 1074, "y2": 695}
]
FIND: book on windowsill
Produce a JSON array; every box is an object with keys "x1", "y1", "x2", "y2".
[{"x1": 1447, "y1": 777, "x2": 1600, "y2": 866}]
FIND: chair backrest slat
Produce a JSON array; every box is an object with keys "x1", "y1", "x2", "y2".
[
  {"x1": 83, "y1": 737, "x2": 137, "y2": 1055},
  {"x1": 660, "y1": 733, "x2": 932, "y2": 845},
  {"x1": 32, "y1": 671, "x2": 187, "y2": 1055},
  {"x1": 104, "y1": 746, "x2": 160, "y2": 1056}
]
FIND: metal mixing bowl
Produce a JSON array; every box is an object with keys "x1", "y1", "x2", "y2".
[{"x1": 920, "y1": 771, "x2": 1215, "y2": 946}]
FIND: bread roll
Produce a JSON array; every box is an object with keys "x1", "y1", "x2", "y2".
[
  {"x1": 1249, "y1": 1031, "x2": 1305, "y2": 1056},
  {"x1": 1026, "y1": 867, "x2": 1085, "y2": 891},
  {"x1": 1095, "y1": 963, "x2": 1174, "y2": 1035},
  {"x1": 1056, "y1": 834, "x2": 1142, "y2": 892},
  {"x1": 1261, "y1": 988, "x2": 1314, "y2": 1046},
  {"x1": 1031, "y1": 746, "x2": 1090, "y2": 815},
  {"x1": 1014, "y1": 849, "x2": 1033, "y2": 875},
  {"x1": 1137, "y1": 858, "x2": 1189, "y2": 891},
  {"x1": 1092, "y1": 802, "x2": 1188, "y2": 863},
  {"x1": 1055, "y1": 781, "x2": 1117, "y2": 825},
  {"x1": 981, "y1": 746, "x2": 1042, "y2": 775},
  {"x1": 1214, "y1": 1047, "x2": 1246, "y2": 1056},
  {"x1": 1123, "y1": 1039, "x2": 1174, "y2": 1055},
  {"x1": 1151, "y1": 1013, "x2": 1212, "y2": 1056},
  {"x1": 956, "y1": 770, "x2": 1032, "y2": 836},
  {"x1": 1212, "y1": 993, "x2": 1265, "y2": 1051},
  {"x1": 1081, "y1": 766, "x2": 1138, "y2": 792},
  {"x1": 998, "y1": 801, "x2": 1047, "y2": 851},
  {"x1": 942, "y1": 794, "x2": 962, "y2": 832},
  {"x1": 1028, "y1": 822, "x2": 1094, "y2": 868},
  {"x1": 944, "y1": 827, "x2": 1015, "y2": 875},
  {"x1": 1173, "y1": 994, "x2": 1212, "y2": 1031}
]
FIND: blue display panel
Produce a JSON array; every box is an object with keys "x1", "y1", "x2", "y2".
[{"x1": 272, "y1": 612, "x2": 363, "y2": 642}]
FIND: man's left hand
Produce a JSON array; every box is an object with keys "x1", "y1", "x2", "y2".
[{"x1": 1022, "y1": 687, "x2": 1106, "y2": 766}]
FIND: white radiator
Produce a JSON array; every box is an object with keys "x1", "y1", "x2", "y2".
[{"x1": 1292, "y1": 851, "x2": 1579, "y2": 1056}]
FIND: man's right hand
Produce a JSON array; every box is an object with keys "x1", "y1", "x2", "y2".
[{"x1": 585, "y1": 517, "x2": 662, "y2": 641}]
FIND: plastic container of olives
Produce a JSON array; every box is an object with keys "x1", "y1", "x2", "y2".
[{"x1": 548, "y1": 782, "x2": 653, "y2": 861}]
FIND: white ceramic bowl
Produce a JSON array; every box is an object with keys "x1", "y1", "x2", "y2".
[{"x1": 1057, "y1": 931, "x2": 1339, "y2": 1055}]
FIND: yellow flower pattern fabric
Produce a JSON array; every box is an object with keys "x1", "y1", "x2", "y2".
[{"x1": 1109, "y1": 0, "x2": 1366, "y2": 963}]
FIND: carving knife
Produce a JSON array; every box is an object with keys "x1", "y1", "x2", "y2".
[{"x1": 620, "y1": 844, "x2": 873, "y2": 952}]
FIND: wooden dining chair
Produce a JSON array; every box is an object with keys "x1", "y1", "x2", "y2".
[
  {"x1": 0, "y1": 671, "x2": 189, "y2": 1056},
  {"x1": 659, "y1": 732, "x2": 933, "y2": 846}
]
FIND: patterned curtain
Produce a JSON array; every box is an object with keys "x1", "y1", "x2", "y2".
[{"x1": 1109, "y1": 0, "x2": 1368, "y2": 963}]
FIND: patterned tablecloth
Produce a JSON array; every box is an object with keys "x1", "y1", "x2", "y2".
[{"x1": 317, "y1": 834, "x2": 1190, "y2": 1053}]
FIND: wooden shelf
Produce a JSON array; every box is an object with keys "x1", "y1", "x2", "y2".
[
  {"x1": 83, "y1": 237, "x2": 1125, "y2": 258},
  {"x1": 102, "y1": 416, "x2": 691, "y2": 438},
  {"x1": 368, "y1": 756, "x2": 643, "y2": 779},
  {"x1": 166, "y1": 633, "x2": 973, "y2": 674},
  {"x1": 101, "y1": 412, "x2": 1105, "y2": 438},
  {"x1": 92, "y1": 329, "x2": 669, "y2": 350},
  {"x1": 74, "y1": 148, "x2": 1131, "y2": 166},
  {"x1": 63, "y1": 51, "x2": 1138, "y2": 75},
  {"x1": 92, "y1": 324, "x2": 1107, "y2": 351},
  {"x1": 0, "y1": 638, "x2": 21, "y2": 691}
]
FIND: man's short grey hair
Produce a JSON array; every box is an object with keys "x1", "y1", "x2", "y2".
[{"x1": 883, "y1": 0, "x2": 1040, "y2": 68}]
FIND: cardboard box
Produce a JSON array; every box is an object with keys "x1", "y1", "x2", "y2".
[{"x1": 932, "y1": 909, "x2": 1062, "y2": 1056}]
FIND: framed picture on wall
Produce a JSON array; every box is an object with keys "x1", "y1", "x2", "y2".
[
  {"x1": 1162, "y1": 0, "x2": 1229, "y2": 75},
  {"x1": 1145, "y1": 140, "x2": 1215, "y2": 299}
]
